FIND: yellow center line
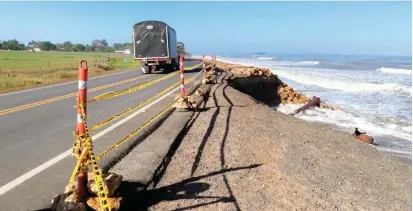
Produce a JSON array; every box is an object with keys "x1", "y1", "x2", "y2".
[
  {"x1": 0, "y1": 75, "x2": 151, "y2": 116},
  {"x1": 0, "y1": 63, "x2": 202, "y2": 116}
]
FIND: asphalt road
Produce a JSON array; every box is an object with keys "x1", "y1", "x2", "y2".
[{"x1": 0, "y1": 59, "x2": 204, "y2": 210}]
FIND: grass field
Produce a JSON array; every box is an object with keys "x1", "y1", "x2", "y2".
[{"x1": 0, "y1": 51, "x2": 140, "y2": 92}]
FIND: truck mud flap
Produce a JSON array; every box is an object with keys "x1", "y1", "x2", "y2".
[{"x1": 141, "y1": 65, "x2": 151, "y2": 74}]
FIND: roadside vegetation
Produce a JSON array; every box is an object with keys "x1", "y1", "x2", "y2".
[{"x1": 0, "y1": 51, "x2": 140, "y2": 92}]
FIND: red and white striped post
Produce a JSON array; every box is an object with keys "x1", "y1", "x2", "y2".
[
  {"x1": 77, "y1": 60, "x2": 88, "y2": 136},
  {"x1": 180, "y1": 56, "x2": 185, "y2": 96},
  {"x1": 202, "y1": 55, "x2": 206, "y2": 79},
  {"x1": 77, "y1": 60, "x2": 88, "y2": 197}
]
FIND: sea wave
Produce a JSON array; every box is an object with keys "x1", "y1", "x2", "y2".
[
  {"x1": 271, "y1": 60, "x2": 320, "y2": 66},
  {"x1": 270, "y1": 68, "x2": 412, "y2": 94},
  {"x1": 257, "y1": 57, "x2": 276, "y2": 60},
  {"x1": 377, "y1": 67, "x2": 412, "y2": 75},
  {"x1": 295, "y1": 61, "x2": 320, "y2": 65},
  {"x1": 274, "y1": 104, "x2": 412, "y2": 142},
  {"x1": 216, "y1": 58, "x2": 411, "y2": 94}
]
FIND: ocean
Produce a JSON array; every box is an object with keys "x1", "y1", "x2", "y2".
[{"x1": 194, "y1": 53, "x2": 412, "y2": 157}]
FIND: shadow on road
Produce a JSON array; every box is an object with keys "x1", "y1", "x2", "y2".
[
  {"x1": 184, "y1": 67, "x2": 202, "y2": 74},
  {"x1": 119, "y1": 164, "x2": 261, "y2": 211},
  {"x1": 190, "y1": 71, "x2": 228, "y2": 176}
]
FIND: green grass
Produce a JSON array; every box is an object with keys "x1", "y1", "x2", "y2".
[{"x1": 0, "y1": 51, "x2": 140, "y2": 92}]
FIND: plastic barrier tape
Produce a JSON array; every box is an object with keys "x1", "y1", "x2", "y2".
[
  {"x1": 96, "y1": 103, "x2": 174, "y2": 161},
  {"x1": 69, "y1": 103, "x2": 111, "y2": 211},
  {"x1": 87, "y1": 64, "x2": 202, "y2": 103},
  {"x1": 90, "y1": 64, "x2": 210, "y2": 131},
  {"x1": 94, "y1": 66, "x2": 208, "y2": 160}
]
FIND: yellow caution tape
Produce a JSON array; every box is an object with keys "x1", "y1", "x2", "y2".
[
  {"x1": 97, "y1": 103, "x2": 174, "y2": 160},
  {"x1": 88, "y1": 63, "x2": 202, "y2": 103},
  {"x1": 91, "y1": 81, "x2": 179, "y2": 130},
  {"x1": 67, "y1": 62, "x2": 208, "y2": 211},
  {"x1": 87, "y1": 71, "x2": 179, "y2": 103},
  {"x1": 69, "y1": 103, "x2": 111, "y2": 211},
  {"x1": 90, "y1": 149, "x2": 111, "y2": 211},
  {"x1": 90, "y1": 64, "x2": 210, "y2": 131},
  {"x1": 95, "y1": 66, "x2": 208, "y2": 160}
]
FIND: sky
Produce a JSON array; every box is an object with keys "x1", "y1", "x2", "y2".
[{"x1": 0, "y1": 1, "x2": 411, "y2": 56}]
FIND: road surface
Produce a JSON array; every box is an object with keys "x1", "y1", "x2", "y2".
[{"x1": 0, "y1": 60, "x2": 203, "y2": 210}]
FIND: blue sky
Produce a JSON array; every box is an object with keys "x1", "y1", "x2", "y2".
[{"x1": 0, "y1": 1, "x2": 411, "y2": 56}]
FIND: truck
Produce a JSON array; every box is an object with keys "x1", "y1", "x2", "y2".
[
  {"x1": 133, "y1": 20, "x2": 179, "y2": 74},
  {"x1": 177, "y1": 41, "x2": 185, "y2": 57}
]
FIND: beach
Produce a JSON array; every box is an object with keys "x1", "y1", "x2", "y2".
[
  {"x1": 209, "y1": 54, "x2": 412, "y2": 161},
  {"x1": 141, "y1": 62, "x2": 412, "y2": 211}
]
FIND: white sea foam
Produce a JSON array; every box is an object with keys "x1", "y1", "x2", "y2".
[
  {"x1": 274, "y1": 104, "x2": 412, "y2": 142},
  {"x1": 295, "y1": 61, "x2": 320, "y2": 65},
  {"x1": 256, "y1": 57, "x2": 276, "y2": 60},
  {"x1": 270, "y1": 68, "x2": 412, "y2": 94},
  {"x1": 270, "y1": 60, "x2": 320, "y2": 66},
  {"x1": 377, "y1": 67, "x2": 412, "y2": 75}
]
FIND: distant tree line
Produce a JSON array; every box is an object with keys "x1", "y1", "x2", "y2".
[{"x1": 0, "y1": 39, "x2": 133, "y2": 52}]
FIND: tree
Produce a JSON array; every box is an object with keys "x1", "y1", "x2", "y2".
[
  {"x1": 101, "y1": 39, "x2": 108, "y2": 48},
  {"x1": 92, "y1": 39, "x2": 109, "y2": 51},
  {"x1": 2, "y1": 39, "x2": 24, "y2": 50},
  {"x1": 28, "y1": 40, "x2": 37, "y2": 49},
  {"x1": 113, "y1": 43, "x2": 123, "y2": 51},
  {"x1": 73, "y1": 44, "x2": 86, "y2": 52},
  {"x1": 63, "y1": 41, "x2": 73, "y2": 52},
  {"x1": 2, "y1": 41, "x2": 8, "y2": 50},
  {"x1": 103, "y1": 46, "x2": 115, "y2": 52},
  {"x1": 85, "y1": 45, "x2": 95, "y2": 52},
  {"x1": 122, "y1": 42, "x2": 132, "y2": 50},
  {"x1": 38, "y1": 41, "x2": 57, "y2": 51}
]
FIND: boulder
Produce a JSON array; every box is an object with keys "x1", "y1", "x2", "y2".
[
  {"x1": 52, "y1": 192, "x2": 87, "y2": 211},
  {"x1": 87, "y1": 172, "x2": 122, "y2": 197},
  {"x1": 173, "y1": 96, "x2": 197, "y2": 109},
  {"x1": 64, "y1": 183, "x2": 76, "y2": 194},
  {"x1": 195, "y1": 88, "x2": 205, "y2": 96},
  {"x1": 355, "y1": 134, "x2": 374, "y2": 145},
  {"x1": 202, "y1": 78, "x2": 212, "y2": 84}
]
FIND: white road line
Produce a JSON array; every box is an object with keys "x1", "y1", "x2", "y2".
[
  {"x1": 0, "y1": 69, "x2": 137, "y2": 97},
  {"x1": 0, "y1": 86, "x2": 179, "y2": 196}
]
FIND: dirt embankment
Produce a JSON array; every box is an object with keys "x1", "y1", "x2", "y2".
[{"x1": 217, "y1": 61, "x2": 338, "y2": 110}]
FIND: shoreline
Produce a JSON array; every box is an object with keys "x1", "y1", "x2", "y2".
[
  {"x1": 216, "y1": 60, "x2": 412, "y2": 166},
  {"x1": 145, "y1": 65, "x2": 411, "y2": 210}
]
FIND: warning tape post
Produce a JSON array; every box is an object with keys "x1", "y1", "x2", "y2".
[
  {"x1": 180, "y1": 55, "x2": 185, "y2": 96},
  {"x1": 66, "y1": 58, "x2": 211, "y2": 211}
]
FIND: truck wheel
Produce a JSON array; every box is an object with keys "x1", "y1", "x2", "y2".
[
  {"x1": 141, "y1": 65, "x2": 151, "y2": 74},
  {"x1": 165, "y1": 64, "x2": 174, "y2": 73}
]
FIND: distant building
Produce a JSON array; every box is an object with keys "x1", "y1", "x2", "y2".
[
  {"x1": 33, "y1": 48, "x2": 41, "y2": 52},
  {"x1": 115, "y1": 49, "x2": 131, "y2": 55}
]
